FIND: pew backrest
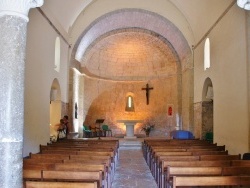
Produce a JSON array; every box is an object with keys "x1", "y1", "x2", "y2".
[
  {"x1": 172, "y1": 176, "x2": 248, "y2": 187},
  {"x1": 231, "y1": 160, "x2": 250, "y2": 166},
  {"x1": 166, "y1": 166, "x2": 223, "y2": 185},
  {"x1": 25, "y1": 181, "x2": 98, "y2": 188},
  {"x1": 42, "y1": 170, "x2": 102, "y2": 188},
  {"x1": 162, "y1": 160, "x2": 231, "y2": 172},
  {"x1": 200, "y1": 154, "x2": 241, "y2": 161},
  {"x1": 23, "y1": 169, "x2": 42, "y2": 180},
  {"x1": 222, "y1": 166, "x2": 250, "y2": 175}
]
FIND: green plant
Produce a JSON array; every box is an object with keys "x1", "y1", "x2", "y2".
[{"x1": 141, "y1": 124, "x2": 155, "y2": 134}]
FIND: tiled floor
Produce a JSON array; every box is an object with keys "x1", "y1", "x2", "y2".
[{"x1": 111, "y1": 147, "x2": 158, "y2": 188}]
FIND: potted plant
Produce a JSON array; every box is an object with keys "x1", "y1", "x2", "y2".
[{"x1": 141, "y1": 123, "x2": 155, "y2": 136}]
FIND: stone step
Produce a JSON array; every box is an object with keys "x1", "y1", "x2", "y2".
[{"x1": 119, "y1": 139, "x2": 142, "y2": 149}]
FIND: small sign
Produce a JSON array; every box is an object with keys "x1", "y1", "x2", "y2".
[{"x1": 167, "y1": 104, "x2": 173, "y2": 117}]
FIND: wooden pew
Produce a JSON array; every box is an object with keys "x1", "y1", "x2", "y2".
[
  {"x1": 23, "y1": 169, "x2": 42, "y2": 180},
  {"x1": 222, "y1": 166, "x2": 250, "y2": 175},
  {"x1": 42, "y1": 170, "x2": 103, "y2": 188},
  {"x1": 23, "y1": 163, "x2": 55, "y2": 170},
  {"x1": 24, "y1": 156, "x2": 112, "y2": 188},
  {"x1": 166, "y1": 166, "x2": 223, "y2": 188},
  {"x1": 24, "y1": 158, "x2": 63, "y2": 164},
  {"x1": 191, "y1": 150, "x2": 228, "y2": 156},
  {"x1": 54, "y1": 163, "x2": 109, "y2": 188},
  {"x1": 25, "y1": 140, "x2": 118, "y2": 188},
  {"x1": 26, "y1": 153, "x2": 113, "y2": 186},
  {"x1": 155, "y1": 154, "x2": 240, "y2": 187},
  {"x1": 172, "y1": 176, "x2": 250, "y2": 188},
  {"x1": 149, "y1": 149, "x2": 228, "y2": 175},
  {"x1": 41, "y1": 150, "x2": 78, "y2": 155},
  {"x1": 200, "y1": 154, "x2": 241, "y2": 160},
  {"x1": 151, "y1": 151, "x2": 193, "y2": 175},
  {"x1": 160, "y1": 160, "x2": 231, "y2": 188},
  {"x1": 152, "y1": 150, "x2": 228, "y2": 182},
  {"x1": 29, "y1": 153, "x2": 70, "y2": 160},
  {"x1": 241, "y1": 176, "x2": 250, "y2": 186},
  {"x1": 25, "y1": 181, "x2": 98, "y2": 188},
  {"x1": 146, "y1": 144, "x2": 221, "y2": 163},
  {"x1": 231, "y1": 160, "x2": 250, "y2": 166}
]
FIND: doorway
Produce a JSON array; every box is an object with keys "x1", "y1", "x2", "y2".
[{"x1": 49, "y1": 78, "x2": 61, "y2": 138}]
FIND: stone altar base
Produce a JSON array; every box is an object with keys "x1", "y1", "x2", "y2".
[
  {"x1": 114, "y1": 134, "x2": 146, "y2": 138},
  {"x1": 119, "y1": 138, "x2": 143, "y2": 149}
]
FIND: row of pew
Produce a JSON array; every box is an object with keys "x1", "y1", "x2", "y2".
[
  {"x1": 23, "y1": 139, "x2": 119, "y2": 188},
  {"x1": 142, "y1": 139, "x2": 250, "y2": 188}
]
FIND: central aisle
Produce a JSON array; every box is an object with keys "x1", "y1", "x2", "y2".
[{"x1": 111, "y1": 140, "x2": 158, "y2": 188}]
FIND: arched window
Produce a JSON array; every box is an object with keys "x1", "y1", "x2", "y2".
[
  {"x1": 54, "y1": 37, "x2": 61, "y2": 72},
  {"x1": 204, "y1": 38, "x2": 210, "y2": 70},
  {"x1": 125, "y1": 95, "x2": 135, "y2": 112}
]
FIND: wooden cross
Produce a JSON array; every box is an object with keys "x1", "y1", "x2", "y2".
[{"x1": 142, "y1": 83, "x2": 153, "y2": 105}]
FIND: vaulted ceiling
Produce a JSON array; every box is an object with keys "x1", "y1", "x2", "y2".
[{"x1": 41, "y1": 0, "x2": 235, "y2": 81}]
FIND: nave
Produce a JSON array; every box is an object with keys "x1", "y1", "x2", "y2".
[
  {"x1": 23, "y1": 138, "x2": 250, "y2": 188},
  {"x1": 111, "y1": 141, "x2": 158, "y2": 188}
]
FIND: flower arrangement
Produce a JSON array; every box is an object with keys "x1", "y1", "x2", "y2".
[{"x1": 141, "y1": 123, "x2": 155, "y2": 136}]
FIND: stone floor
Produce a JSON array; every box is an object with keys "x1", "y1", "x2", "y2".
[{"x1": 111, "y1": 140, "x2": 158, "y2": 188}]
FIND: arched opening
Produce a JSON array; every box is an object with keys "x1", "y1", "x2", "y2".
[
  {"x1": 71, "y1": 9, "x2": 192, "y2": 137},
  {"x1": 125, "y1": 93, "x2": 135, "y2": 112},
  {"x1": 201, "y1": 77, "x2": 214, "y2": 142},
  {"x1": 54, "y1": 37, "x2": 61, "y2": 72},
  {"x1": 49, "y1": 78, "x2": 62, "y2": 140},
  {"x1": 204, "y1": 38, "x2": 210, "y2": 70}
]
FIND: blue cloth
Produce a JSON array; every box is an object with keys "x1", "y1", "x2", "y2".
[{"x1": 171, "y1": 130, "x2": 194, "y2": 139}]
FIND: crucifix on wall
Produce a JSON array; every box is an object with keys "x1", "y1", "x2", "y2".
[{"x1": 142, "y1": 83, "x2": 153, "y2": 105}]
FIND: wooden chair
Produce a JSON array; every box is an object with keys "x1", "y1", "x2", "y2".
[
  {"x1": 102, "y1": 125, "x2": 112, "y2": 137},
  {"x1": 83, "y1": 125, "x2": 94, "y2": 138}
]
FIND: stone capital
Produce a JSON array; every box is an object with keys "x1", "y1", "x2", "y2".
[
  {"x1": 237, "y1": 0, "x2": 250, "y2": 10},
  {"x1": 0, "y1": 0, "x2": 44, "y2": 21}
]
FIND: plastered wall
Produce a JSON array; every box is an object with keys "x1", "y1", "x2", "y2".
[
  {"x1": 23, "y1": 9, "x2": 69, "y2": 157},
  {"x1": 194, "y1": 5, "x2": 249, "y2": 154}
]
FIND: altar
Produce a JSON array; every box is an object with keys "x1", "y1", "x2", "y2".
[{"x1": 117, "y1": 120, "x2": 143, "y2": 139}]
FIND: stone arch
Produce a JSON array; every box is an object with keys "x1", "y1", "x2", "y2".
[
  {"x1": 74, "y1": 8, "x2": 191, "y2": 68},
  {"x1": 81, "y1": 28, "x2": 180, "y2": 81},
  {"x1": 70, "y1": 8, "x2": 193, "y2": 134}
]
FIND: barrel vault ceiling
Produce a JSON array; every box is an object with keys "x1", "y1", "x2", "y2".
[{"x1": 41, "y1": 0, "x2": 235, "y2": 81}]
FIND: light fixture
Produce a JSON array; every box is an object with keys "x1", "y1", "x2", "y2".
[{"x1": 237, "y1": 0, "x2": 250, "y2": 10}]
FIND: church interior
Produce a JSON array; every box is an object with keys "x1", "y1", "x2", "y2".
[{"x1": 1, "y1": 0, "x2": 250, "y2": 187}]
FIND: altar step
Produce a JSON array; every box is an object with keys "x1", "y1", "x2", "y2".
[
  {"x1": 119, "y1": 139, "x2": 142, "y2": 149},
  {"x1": 114, "y1": 134, "x2": 146, "y2": 138}
]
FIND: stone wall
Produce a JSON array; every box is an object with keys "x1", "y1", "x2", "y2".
[
  {"x1": 82, "y1": 76, "x2": 179, "y2": 137},
  {"x1": 193, "y1": 101, "x2": 213, "y2": 140},
  {"x1": 201, "y1": 101, "x2": 213, "y2": 140},
  {"x1": 193, "y1": 102, "x2": 202, "y2": 139}
]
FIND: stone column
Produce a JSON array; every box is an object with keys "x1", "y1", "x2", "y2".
[{"x1": 0, "y1": 1, "x2": 43, "y2": 187}]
